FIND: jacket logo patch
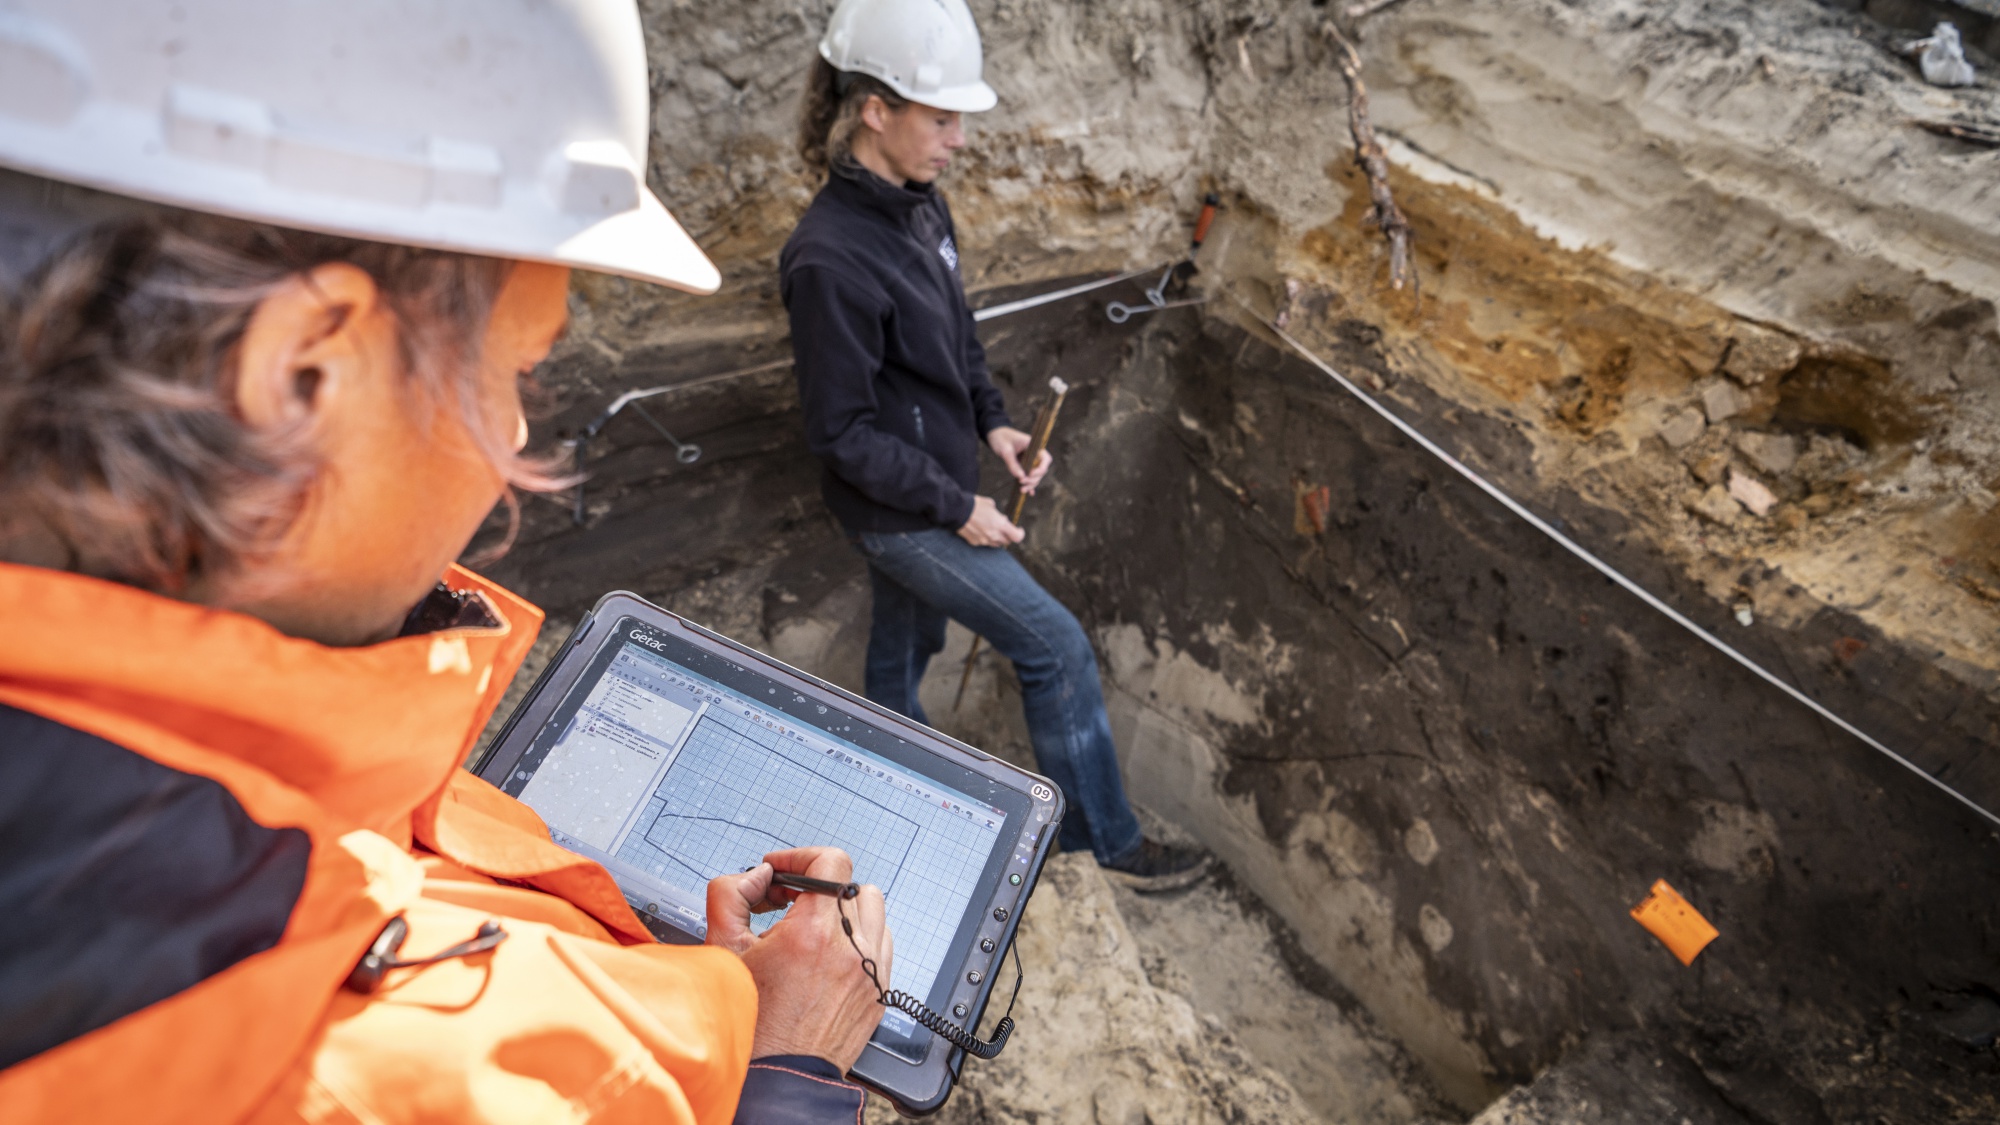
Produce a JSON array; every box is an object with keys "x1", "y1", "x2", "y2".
[{"x1": 938, "y1": 235, "x2": 959, "y2": 271}]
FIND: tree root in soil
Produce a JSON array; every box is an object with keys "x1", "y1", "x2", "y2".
[{"x1": 1322, "y1": 20, "x2": 1417, "y2": 295}]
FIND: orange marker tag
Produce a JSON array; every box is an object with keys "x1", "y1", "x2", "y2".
[{"x1": 1629, "y1": 879, "x2": 1719, "y2": 966}]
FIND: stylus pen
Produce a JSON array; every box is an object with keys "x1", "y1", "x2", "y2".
[{"x1": 771, "y1": 872, "x2": 860, "y2": 899}]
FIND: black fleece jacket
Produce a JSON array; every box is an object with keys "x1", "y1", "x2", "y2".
[{"x1": 780, "y1": 164, "x2": 1011, "y2": 533}]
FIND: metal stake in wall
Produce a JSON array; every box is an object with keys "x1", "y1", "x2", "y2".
[
  {"x1": 569, "y1": 395, "x2": 707, "y2": 525},
  {"x1": 1106, "y1": 193, "x2": 1220, "y2": 324},
  {"x1": 630, "y1": 402, "x2": 703, "y2": 465}
]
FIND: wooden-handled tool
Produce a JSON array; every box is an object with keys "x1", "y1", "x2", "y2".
[
  {"x1": 954, "y1": 377, "x2": 1070, "y2": 712},
  {"x1": 1008, "y1": 377, "x2": 1069, "y2": 521}
]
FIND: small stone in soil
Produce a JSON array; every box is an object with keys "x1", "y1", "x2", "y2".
[
  {"x1": 1690, "y1": 484, "x2": 1744, "y2": 524},
  {"x1": 1736, "y1": 431, "x2": 1798, "y2": 476},
  {"x1": 1721, "y1": 327, "x2": 1802, "y2": 386},
  {"x1": 1692, "y1": 450, "x2": 1732, "y2": 485},
  {"x1": 1658, "y1": 408, "x2": 1706, "y2": 449},
  {"x1": 1729, "y1": 470, "x2": 1778, "y2": 516},
  {"x1": 1702, "y1": 381, "x2": 1752, "y2": 423}
]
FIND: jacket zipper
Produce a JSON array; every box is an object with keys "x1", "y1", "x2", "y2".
[{"x1": 912, "y1": 405, "x2": 926, "y2": 447}]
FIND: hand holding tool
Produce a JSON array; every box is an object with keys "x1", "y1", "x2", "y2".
[
  {"x1": 956, "y1": 377, "x2": 1070, "y2": 711},
  {"x1": 1008, "y1": 377, "x2": 1069, "y2": 519}
]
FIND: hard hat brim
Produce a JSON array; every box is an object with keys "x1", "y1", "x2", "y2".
[
  {"x1": 554, "y1": 190, "x2": 723, "y2": 295},
  {"x1": 0, "y1": 147, "x2": 723, "y2": 296},
  {"x1": 0, "y1": 2, "x2": 719, "y2": 292},
  {"x1": 916, "y1": 82, "x2": 999, "y2": 114}
]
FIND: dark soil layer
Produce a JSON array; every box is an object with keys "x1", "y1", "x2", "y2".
[{"x1": 486, "y1": 286, "x2": 2000, "y2": 1122}]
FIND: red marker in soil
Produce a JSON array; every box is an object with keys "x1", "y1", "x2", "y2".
[{"x1": 1192, "y1": 192, "x2": 1220, "y2": 253}]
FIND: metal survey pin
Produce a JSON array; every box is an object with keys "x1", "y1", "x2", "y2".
[
  {"x1": 631, "y1": 401, "x2": 702, "y2": 464},
  {"x1": 1108, "y1": 193, "x2": 1219, "y2": 323}
]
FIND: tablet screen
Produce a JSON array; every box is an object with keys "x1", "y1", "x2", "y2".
[{"x1": 498, "y1": 621, "x2": 1012, "y2": 1056}]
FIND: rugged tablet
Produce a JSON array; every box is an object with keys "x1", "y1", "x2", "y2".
[{"x1": 474, "y1": 592, "x2": 1064, "y2": 1114}]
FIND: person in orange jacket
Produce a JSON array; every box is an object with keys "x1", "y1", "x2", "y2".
[{"x1": 0, "y1": 2, "x2": 890, "y2": 1123}]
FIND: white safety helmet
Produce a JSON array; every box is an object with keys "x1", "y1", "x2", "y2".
[
  {"x1": 0, "y1": 0, "x2": 720, "y2": 293},
  {"x1": 819, "y1": 0, "x2": 998, "y2": 114}
]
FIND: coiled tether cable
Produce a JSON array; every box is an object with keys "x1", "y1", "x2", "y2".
[{"x1": 833, "y1": 883, "x2": 1023, "y2": 1059}]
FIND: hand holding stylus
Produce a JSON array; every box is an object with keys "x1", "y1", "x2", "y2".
[{"x1": 707, "y1": 847, "x2": 893, "y2": 1070}]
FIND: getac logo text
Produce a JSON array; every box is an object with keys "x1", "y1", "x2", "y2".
[{"x1": 630, "y1": 630, "x2": 667, "y2": 651}]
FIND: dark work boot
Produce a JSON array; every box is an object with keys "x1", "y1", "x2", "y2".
[{"x1": 1100, "y1": 838, "x2": 1213, "y2": 894}]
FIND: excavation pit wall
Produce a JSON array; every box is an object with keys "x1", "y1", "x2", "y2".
[
  {"x1": 490, "y1": 288, "x2": 1999, "y2": 1122},
  {"x1": 478, "y1": 1, "x2": 2000, "y2": 1120}
]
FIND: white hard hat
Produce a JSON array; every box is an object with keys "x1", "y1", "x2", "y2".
[
  {"x1": 819, "y1": 0, "x2": 998, "y2": 114},
  {"x1": 0, "y1": 0, "x2": 720, "y2": 294}
]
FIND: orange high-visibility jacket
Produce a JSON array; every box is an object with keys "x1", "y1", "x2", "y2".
[{"x1": 0, "y1": 562, "x2": 757, "y2": 1124}]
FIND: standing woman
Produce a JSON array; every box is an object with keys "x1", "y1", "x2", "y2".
[{"x1": 781, "y1": 0, "x2": 1209, "y2": 889}]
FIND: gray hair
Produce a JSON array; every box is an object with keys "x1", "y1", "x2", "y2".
[{"x1": 0, "y1": 168, "x2": 553, "y2": 595}]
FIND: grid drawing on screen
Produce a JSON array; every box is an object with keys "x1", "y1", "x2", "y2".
[{"x1": 613, "y1": 686, "x2": 1002, "y2": 1002}]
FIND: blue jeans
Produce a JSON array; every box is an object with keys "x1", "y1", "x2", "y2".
[{"x1": 852, "y1": 528, "x2": 1144, "y2": 864}]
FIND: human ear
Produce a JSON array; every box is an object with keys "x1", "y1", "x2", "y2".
[
  {"x1": 860, "y1": 94, "x2": 890, "y2": 134},
  {"x1": 234, "y1": 263, "x2": 382, "y2": 436}
]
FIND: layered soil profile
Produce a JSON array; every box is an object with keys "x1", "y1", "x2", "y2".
[{"x1": 479, "y1": 0, "x2": 2000, "y2": 1120}]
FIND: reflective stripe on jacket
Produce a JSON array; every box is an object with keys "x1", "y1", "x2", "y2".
[{"x1": 0, "y1": 562, "x2": 757, "y2": 1124}]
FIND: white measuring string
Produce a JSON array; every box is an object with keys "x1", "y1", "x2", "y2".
[
  {"x1": 971, "y1": 264, "x2": 1162, "y2": 322},
  {"x1": 1259, "y1": 315, "x2": 2000, "y2": 830},
  {"x1": 583, "y1": 265, "x2": 1167, "y2": 433},
  {"x1": 594, "y1": 359, "x2": 796, "y2": 427}
]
